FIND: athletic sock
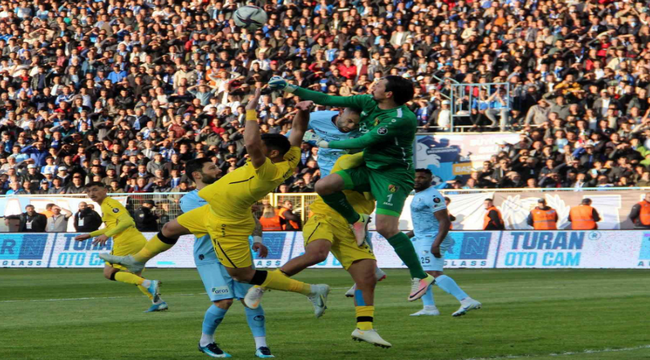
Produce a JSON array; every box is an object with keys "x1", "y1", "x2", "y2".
[
  {"x1": 421, "y1": 284, "x2": 435, "y2": 307},
  {"x1": 386, "y1": 232, "x2": 427, "y2": 279},
  {"x1": 355, "y1": 306, "x2": 374, "y2": 331},
  {"x1": 134, "y1": 233, "x2": 176, "y2": 262},
  {"x1": 436, "y1": 275, "x2": 469, "y2": 302},
  {"x1": 114, "y1": 271, "x2": 145, "y2": 285},
  {"x1": 200, "y1": 305, "x2": 228, "y2": 347},
  {"x1": 321, "y1": 192, "x2": 360, "y2": 224},
  {"x1": 260, "y1": 269, "x2": 311, "y2": 295},
  {"x1": 136, "y1": 285, "x2": 154, "y2": 301},
  {"x1": 244, "y1": 306, "x2": 267, "y2": 348}
]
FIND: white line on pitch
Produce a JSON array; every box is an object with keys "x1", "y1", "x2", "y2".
[{"x1": 463, "y1": 344, "x2": 650, "y2": 360}]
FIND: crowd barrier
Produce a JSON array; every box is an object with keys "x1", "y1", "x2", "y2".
[{"x1": 2, "y1": 230, "x2": 649, "y2": 269}]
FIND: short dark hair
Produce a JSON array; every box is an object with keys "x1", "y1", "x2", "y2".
[
  {"x1": 384, "y1": 75, "x2": 415, "y2": 105},
  {"x1": 415, "y1": 168, "x2": 432, "y2": 176},
  {"x1": 86, "y1": 182, "x2": 105, "y2": 189},
  {"x1": 185, "y1": 158, "x2": 213, "y2": 181},
  {"x1": 261, "y1": 133, "x2": 291, "y2": 157}
]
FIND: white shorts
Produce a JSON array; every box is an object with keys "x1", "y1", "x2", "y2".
[{"x1": 413, "y1": 234, "x2": 452, "y2": 272}]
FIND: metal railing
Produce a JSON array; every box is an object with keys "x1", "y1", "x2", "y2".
[{"x1": 450, "y1": 82, "x2": 511, "y2": 132}]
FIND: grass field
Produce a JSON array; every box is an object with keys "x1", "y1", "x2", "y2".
[{"x1": 1, "y1": 268, "x2": 650, "y2": 360}]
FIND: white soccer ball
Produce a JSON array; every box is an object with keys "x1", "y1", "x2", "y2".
[{"x1": 233, "y1": 6, "x2": 268, "y2": 31}]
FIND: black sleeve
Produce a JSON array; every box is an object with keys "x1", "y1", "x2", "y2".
[
  {"x1": 593, "y1": 208, "x2": 601, "y2": 222},
  {"x1": 629, "y1": 204, "x2": 641, "y2": 221},
  {"x1": 489, "y1": 210, "x2": 503, "y2": 228},
  {"x1": 526, "y1": 212, "x2": 534, "y2": 227}
]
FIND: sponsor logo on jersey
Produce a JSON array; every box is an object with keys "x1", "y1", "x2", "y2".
[
  {"x1": 112, "y1": 208, "x2": 119, "y2": 213},
  {"x1": 212, "y1": 286, "x2": 230, "y2": 295}
]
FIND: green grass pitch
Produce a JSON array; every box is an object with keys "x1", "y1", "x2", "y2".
[{"x1": 1, "y1": 268, "x2": 650, "y2": 360}]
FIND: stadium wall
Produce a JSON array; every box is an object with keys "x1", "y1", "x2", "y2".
[{"x1": 2, "y1": 231, "x2": 650, "y2": 269}]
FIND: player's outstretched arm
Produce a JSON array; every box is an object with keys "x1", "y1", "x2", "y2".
[
  {"x1": 321, "y1": 117, "x2": 398, "y2": 149},
  {"x1": 269, "y1": 76, "x2": 372, "y2": 109},
  {"x1": 244, "y1": 88, "x2": 266, "y2": 168},
  {"x1": 288, "y1": 101, "x2": 312, "y2": 147}
]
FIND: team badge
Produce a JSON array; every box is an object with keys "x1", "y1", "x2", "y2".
[
  {"x1": 388, "y1": 184, "x2": 398, "y2": 193},
  {"x1": 112, "y1": 208, "x2": 119, "y2": 213},
  {"x1": 377, "y1": 127, "x2": 388, "y2": 135},
  {"x1": 433, "y1": 197, "x2": 441, "y2": 203}
]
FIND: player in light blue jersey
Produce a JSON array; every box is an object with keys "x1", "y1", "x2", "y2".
[
  {"x1": 288, "y1": 107, "x2": 387, "y2": 296},
  {"x1": 407, "y1": 168, "x2": 482, "y2": 317},
  {"x1": 181, "y1": 158, "x2": 274, "y2": 359},
  {"x1": 290, "y1": 108, "x2": 360, "y2": 177}
]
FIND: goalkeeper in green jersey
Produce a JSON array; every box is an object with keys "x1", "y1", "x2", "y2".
[{"x1": 268, "y1": 75, "x2": 434, "y2": 301}]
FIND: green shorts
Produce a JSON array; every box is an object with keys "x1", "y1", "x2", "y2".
[{"x1": 336, "y1": 166, "x2": 414, "y2": 217}]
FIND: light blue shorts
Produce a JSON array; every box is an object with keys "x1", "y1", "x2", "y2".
[
  {"x1": 197, "y1": 261, "x2": 253, "y2": 301},
  {"x1": 413, "y1": 235, "x2": 452, "y2": 272}
]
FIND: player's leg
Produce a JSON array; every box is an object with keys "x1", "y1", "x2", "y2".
[
  {"x1": 315, "y1": 169, "x2": 371, "y2": 243},
  {"x1": 233, "y1": 281, "x2": 273, "y2": 358},
  {"x1": 280, "y1": 239, "x2": 332, "y2": 276},
  {"x1": 332, "y1": 228, "x2": 391, "y2": 347},
  {"x1": 410, "y1": 236, "x2": 439, "y2": 316},
  {"x1": 103, "y1": 264, "x2": 165, "y2": 310},
  {"x1": 369, "y1": 172, "x2": 433, "y2": 299},
  {"x1": 211, "y1": 228, "x2": 329, "y2": 315},
  {"x1": 345, "y1": 233, "x2": 387, "y2": 297},
  {"x1": 99, "y1": 206, "x2": 206, "y2": 271},
  {"x1": 199, "y1": 299, "x2": 233, "y2": 358}
]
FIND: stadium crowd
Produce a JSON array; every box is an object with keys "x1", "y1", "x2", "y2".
[{"x1": 0, "y1": 0, "x2": 648, "y2": 194}]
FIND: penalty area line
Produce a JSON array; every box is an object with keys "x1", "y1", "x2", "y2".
[{"x1": 463, "y1": 344, "x2": 650, "y2": 360}]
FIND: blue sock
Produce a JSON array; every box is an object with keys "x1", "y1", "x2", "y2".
[
  {"x1": 436, "y1": 275, "x2": 468, "y2": 302},
  {"x1": 245, "y1": 306, "x2": 267, "y2": 349},
  {"x1": 202, "y1": 304, "x2": 228, "y2": 338},
  {"x1": 421, "y1": 284, "x2": 435, "y2": 307}
]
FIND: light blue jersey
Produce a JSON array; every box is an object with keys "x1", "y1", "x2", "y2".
[
  {"x1": 411, "y1": 186, "x2": 453, "y2": 271},
  {"x1": 411, "y1": 186, "x2": 450, "y2": 238},
  {"x1": 180, "y1": 190, "x2": 218, "y2": 264},
  {"x1": 288, "y1": 110, "x2": 360, "y2": 177}
]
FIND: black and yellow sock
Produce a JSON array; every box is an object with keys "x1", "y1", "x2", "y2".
[
  {"x1": 387, "y1": 232, "x2": 427, "y2": 279},
  {"x1": 134, "y1": 232, "x2": 177, "y2": 262},
  {"x1": 321, "y1": 192, "x2": 360, "y2": 224},
  {"x1": 255, "y1": 269, "x2": 311, "y2": 295},
  {"x1": 355, "y1": 306, "x2": 374, "y2": 331}
]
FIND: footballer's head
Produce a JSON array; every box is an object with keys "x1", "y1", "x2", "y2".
[
  {"x1": 85, "y1": 182, "x2": 108, "y2": 203},
  {"x1": 414, "y1": 168, "x2": 433, "y2": 191},
  {"x1": 336, "y1": 108, "x2": 361, "y2": 133},
  {"x1": 261, "y1": 133, "x2": 291, "y2": 163},
  {"x1": 185, "y1": 158, "x2": 221, "y2": 186}
]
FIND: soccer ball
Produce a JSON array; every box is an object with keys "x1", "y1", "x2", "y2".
[{"x1": 233, "y1": 6, "x2": 268, "y2": 31}]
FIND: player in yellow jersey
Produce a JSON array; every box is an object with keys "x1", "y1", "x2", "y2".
[
  {"x1": 244, "y1": 153, "x2": 392, "y2": 347},
  {"x1": 75, "y1": 182, "x2": 167, "y2": 312},
  {"x1": 100, "y1": 89, "x2": 331, "y2": 319}
]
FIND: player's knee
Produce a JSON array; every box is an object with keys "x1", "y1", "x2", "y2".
[
  {"x1": 307, "y1": 247, "x2": 329, "y2": 263},
  {"x1": 430, "y1": 271, "x2": 443, "y2": 278},
  {"x1": 105, "y1": 269, "x2": 116, "y2": 280},
  {"x1": 161, "y1": 223, "x2": 182, "y2": 240},
  {"x1": 315, "y1": 175, "x2": 343, "y2": 195},
  {"x1": 214, "y1": 299, "x2": 234, "y2": 309}
]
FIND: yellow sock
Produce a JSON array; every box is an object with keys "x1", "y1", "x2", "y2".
[
  {"x1": 261, "y1": 269, "x2": 311, "y2": 295},
  {"x1": 114, "y1": 271, "x2": 145, "y2": 286},
  {"x1": 137, "y1": 285, "x2": 154, "y2": 300},
  {"x1": 356, "y1": 306, "x2": 374, "y2": 331},
  {"x1": 134, "y1": 234, "x2": 173, "y2": 262}
]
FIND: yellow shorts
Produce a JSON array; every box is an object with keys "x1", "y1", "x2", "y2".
[
  {"x1": 207, "y1": 216, "x2": 256, "y2": 269},
  {"x1": 108, "y1": 231, "x2": 147, "y2": 271},
  {"x1": 303, "y1": 214, "x2": 375, "y2": 270},
  {"x1": 177, "y1": 204, "x2": 210, "y2": 237}
]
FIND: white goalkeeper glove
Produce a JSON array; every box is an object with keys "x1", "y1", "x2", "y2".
[{"x1": 268, "y1": 76, "x2": 297, "y2": 93}]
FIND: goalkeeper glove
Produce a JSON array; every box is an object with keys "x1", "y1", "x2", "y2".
[{"x1": 268, "y1": 76, "x2": 298, "y2": 93}]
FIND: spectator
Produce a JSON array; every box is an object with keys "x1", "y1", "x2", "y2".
[
  {"x1": 47, "y1": 206, "x2": 73, "y2": 232},
  {"x1": 279, "y1": 200, "x2": 302, "y2": 231},
  {"x1": 259, "y1": 200, "x2": 282, "y2": 231},
  {"x1": 74, "y1": 202, "x2": 102, "y2": 233},
  {"x1": 5, "y1": 205, "x2": 47, "y2": 232},
  {"x1": 568, "y1": 198, "x2": 601, "y2": 230},
  {"x1": 527, "y1": 199, "x2": 559, "y2": 230},
  {"x1": 483, "y1": 199, "x2": 504, "y2": 231},
  {"x1": 629, "y1": 193, "x2": 650, "y2": 229},
  {"x1": 133, "y1": 200, "x2": 159, "y2": 232}
]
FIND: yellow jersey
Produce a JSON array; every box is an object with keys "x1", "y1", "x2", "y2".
[
  {"x1": 199, "y1": 146, "x2": 301, "y2": 222},
  {"x1": 98, "y1": 197, "x2": 140, "y2": 241},
  {"x1": 309, "y1": 154, "x2": 375, "y2": 221}
]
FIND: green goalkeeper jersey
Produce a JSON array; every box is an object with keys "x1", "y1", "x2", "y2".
[{"x1": 293, "y1": 88, "x2": 416, "y2": 171}]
